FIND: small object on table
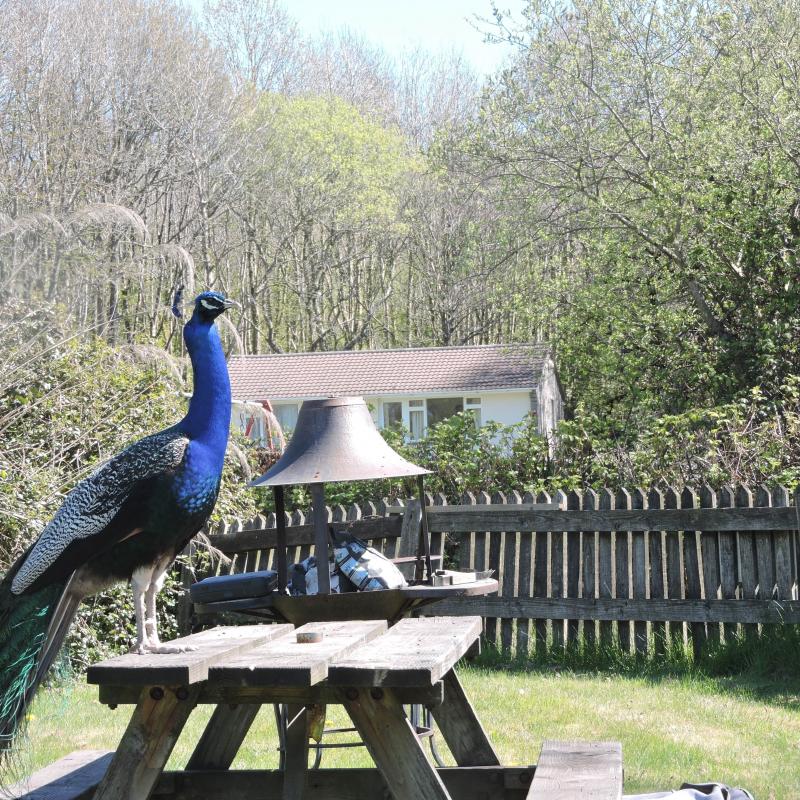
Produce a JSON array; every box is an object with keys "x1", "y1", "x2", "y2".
[
  {"x1": 433, "y1": 569, "x2": 494, "y2": 586},
  {"x1": 296, "y1": 630, "x2": 323, "y2": 644}
]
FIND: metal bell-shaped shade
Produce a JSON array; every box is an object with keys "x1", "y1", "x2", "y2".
[{"x1": 250, "y1": 397, "x2": 429, "y2": 487}]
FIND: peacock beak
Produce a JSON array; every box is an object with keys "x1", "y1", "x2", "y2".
[{"x1": 221, "y1": 298, "x2": 240, "y2": 311}]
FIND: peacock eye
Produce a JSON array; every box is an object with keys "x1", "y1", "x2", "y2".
[{"x1": 199, "y1": 299, "x2": 218, "y2": 311}]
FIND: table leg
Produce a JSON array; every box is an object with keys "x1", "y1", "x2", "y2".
[
  {"x1": 429, "y1": 670, "x2": 500, "y2": 766},
  {"x1": 93, "y1": 685, "x2": 198, "y2": 800},
  {"x1": 186, "y1": 703, "x2": 260, "y2": 770},
  {"x1": 343, "y1": 687, "x2": 452, "y2": 800},
  {"x1": 282, "y1": 704, "x2": 310, "y2": 800}
]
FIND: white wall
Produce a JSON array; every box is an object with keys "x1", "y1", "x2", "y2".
[{"x1": 479, "y1": 391, "x2": 533, "y2": 427}]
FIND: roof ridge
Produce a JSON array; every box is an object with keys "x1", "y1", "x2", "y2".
[{"x1": 230, "y1": 342, "x2": 548, "y2": 359}]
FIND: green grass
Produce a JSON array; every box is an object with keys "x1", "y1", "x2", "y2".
[{"x1": 15, "y1": 660, "x2": 800, "y2": 800}]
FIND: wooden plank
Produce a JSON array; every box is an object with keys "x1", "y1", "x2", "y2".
[
  {"x1": 615, "y1": 490, "x2": 631, "y2": 654},
  {"x1": 328, "y1": 616, "x2": 483, "y2": 687},
  {"x1": 597, "y1": 490, "x2": 614, "y2": 648},
  {"x1": 582, "y1": 490, "x2": 597, "y2": 651},
  {"x1": 566, "y1": 491, "x2": 581, "y2": 648},
  {"x1": 486, "y1": 493, "x2": 504, "y2": 648},
  {"x1": 682, "y1": 488, "x2": 706, "y2": 660},
  {"x1": 87, "y1": 625, "x2": 293, "y2": 686},
  {"x1": 531, "y1": 493, "x2": 548, "y2": 656},
  {"x1": 428, "y1": 596, "x2": 800, "y2": 624},
  {"x1": 207, "y1": 515, "x2": 402, "y2": 554},
  {"x1": 6, "y1": 750, "x2": 113, "y2": 800},
  {"x1": 551, "y1": 491, "x2": 567, "y2": 650},
  {"x1": 185, "y1": 704, "x2": 260, "y2": 770},
  {"x1": 209, "y1": 620, "x2": 388, "y2": 687},
  {"x1": 718, "y1": 487, "x2": 738, "y2": 643},
  {"x1": 282, "y1": 704, "x2": 310, "y2": 800},
  {"x1": 771, "y1": 487, "x2": 794, "y2": 601},
  {"x1": 501, "y1": 494, "x2": 520, "y2": 654},
  {"x1": 736, "y1": 486, "x2": 758, "y2": 640},
  {"x1": 155, "y1": 766, "x2": 535, "y2": 800},
  {"x1": 99, "y1": 681, "x2": 446, "y2": 708},
  {"x1": 457, "y1": 493, "x2": 476, "y2": 571},
  {"x1": 93, "y1": 685, "x2": 199, "y2": 800},
  {"x1": 631, "y1": 489, "x2": 647, "y2": 656},
  {"x1": 426, "y1": 506, "x2": 800, "y2": 533},
  {"x1": 429, "y1": 670, "x2": 501, "y2": 767},
  {"x1": 699, "y1": 486, "x2": 721, "y2": 647},
  {"x1": 664, "y1": 488, "x2": 684, "y2": 649},
  {"x1": 517, "y1": 492, "x2": 535, "y2": 657},
  {"x1": 646, "y1": 489, "x2": 665, "y2": 656},
  {"x1": 342, "y1": 687, "x2": 452, "y2": 800},
  {"x1": 755, "y1": 486, "x2": 776, "y2": 601},
  {"x1": 527, "y1": 740, "x2": 622, "y2": 800}
]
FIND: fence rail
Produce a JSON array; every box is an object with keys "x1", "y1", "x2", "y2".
[{"x1": 184, "y1": 485, "x2": 800, "y2": 657}]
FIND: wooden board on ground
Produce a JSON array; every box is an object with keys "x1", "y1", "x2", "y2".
[
  {"x1": 327, "y1": 616, "x2": 482, "y2": 687},
  {"x1": 86, "y1": 625, "x2": 293, "y2": 686},
  {"x1": 0, "y1": 750, "x2": 114, "y2": 800},
  {"x1": 527, "y1": 740, "x2": 622, "y2": 800},
  {"x1": 4, "y1": 750, "x2": 113, "y2": 800},
  {"x1": 208, "y1": 620, "x2": 387, "y2": 687}
]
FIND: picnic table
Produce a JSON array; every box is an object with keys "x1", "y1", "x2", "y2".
[{"x1": 14, "y1": 616, "x2": 624, "y2": 800}]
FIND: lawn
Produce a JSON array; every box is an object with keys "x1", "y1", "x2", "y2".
[{"x1": 15, "y1": 663, "x2": 800, "y2": 799}]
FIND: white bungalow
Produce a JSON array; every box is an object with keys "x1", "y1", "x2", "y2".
[{"x1": 229, "y1": 343, "x2": 564, "y2": 444}]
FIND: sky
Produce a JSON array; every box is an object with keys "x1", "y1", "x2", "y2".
[
  {"x1": 188, "y1": 1, "x2": 528, "y2": 78},
  {"x1": 287, "y1": 0, "x2": 525, "y2": 77}
]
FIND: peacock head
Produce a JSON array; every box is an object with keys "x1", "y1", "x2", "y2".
[{"x1": 192, "y1": 291, "x2": 238, "y2": 323}]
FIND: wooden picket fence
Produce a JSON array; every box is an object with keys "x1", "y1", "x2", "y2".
[{"x1": 182, "y1": 485, "x2": 800, "y2": 658}]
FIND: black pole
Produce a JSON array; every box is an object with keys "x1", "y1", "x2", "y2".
[
  {"x1": 417, "y1": 474, "x2": 433, "y2": 583},
  {"x1": 274, "y1": 485, "x2": 288, "y2": 592},
  {"x1": 310, "y1": 482, "x2": 331, "y2": 594}
]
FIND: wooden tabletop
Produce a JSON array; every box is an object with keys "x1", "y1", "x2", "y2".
[{"x1": 88, "y1": 616, "x2": 483, "y2": 690}]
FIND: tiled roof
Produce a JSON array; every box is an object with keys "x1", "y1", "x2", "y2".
[{"x1": 228, "y1": 344, "x2": 549, "y2": 401}]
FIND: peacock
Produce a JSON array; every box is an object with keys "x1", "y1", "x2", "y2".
[{"x1": 0, "y1": 290, "x2": 236, "y2": 756}]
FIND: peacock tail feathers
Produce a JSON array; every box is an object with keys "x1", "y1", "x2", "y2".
[{"x1": 0, "y1": 571, "x2": 72, "y2": 770}]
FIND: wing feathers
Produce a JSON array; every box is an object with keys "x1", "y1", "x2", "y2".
[{"x1": 11, "y1": 429, "x2": 188, "y2": 595}]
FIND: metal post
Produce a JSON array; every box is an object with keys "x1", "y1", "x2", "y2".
[
  {"x1": 274, "y1": 485, "x2": 288, "y2": 592},
  {"x1": 310, "y1": 482, "x2": 331, "y2": 594},
  {"x1": 417, "y1": 475, "x2": 433, "y2": 583}
]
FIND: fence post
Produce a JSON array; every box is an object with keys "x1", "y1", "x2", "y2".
[
  {"x1": 718, "y1": 486, "x2": 738, "y2": 643},
  {"x1": 551, "y1": 490, "x2": 567, "y2": 651},
  {"x1": 699, "y1": 484, "x2": 720, "y2": 648},
  {"x1": 736, "y1": 485, "x2": 757, "y2": 641},
  {"x1": 663, "y1": 487, "x2": 684, "y2": 652},
  {"x1": 533, "y1": 490, "x2": 550, "y2": 657},
  {"x1": 616, "y1": 489, "x2": 632, "y2": 654},
  {"x1": 582, "y1": 489, "x2": 598, "y2": 652},
  {"x1": 771, "y1": 486, "x2": 793, "y2": 601},
  {"x1": 457, "y1": 493, "x2": 475, "y2": 571},
  {"x1": 631, "y1": 488, "x2": 648, "y2": 656},
  {"x1": 499, "y1": 491, "x2": 520, "y2": 655},
  {"x1": 646, "y1": 487, "x2": 665, "y2": 656},
  {"x1": 598, "y1": 489, "x2": 614, "y2": 649},
  {"x1": 681, "y1": 487, "x2": 705, "y2": 661},
  {"x1": 566, "y1": 489, "x2": 582, "y2": 649}
]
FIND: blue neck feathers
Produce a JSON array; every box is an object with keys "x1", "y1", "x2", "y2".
[{"x1": 179, "y1": 314, "x2": 231, "y2": 463}]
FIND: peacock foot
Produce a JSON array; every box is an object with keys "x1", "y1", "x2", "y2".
[
  {"x1": 143, "y1": 643, "x2": 198, "y2": 654},
  {"x1": 131, "y1": 640, "x2": 198, "y2": 655}
]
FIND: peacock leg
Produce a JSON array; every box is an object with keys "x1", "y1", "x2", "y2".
[
  {"x1": 141, "y1": 559, "x2": 197, "y2": 655},
  {"x1": 131, "y1": 568, "x2": 150, "y2": 654}
]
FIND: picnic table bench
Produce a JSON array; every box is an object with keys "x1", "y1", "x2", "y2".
[{"x1": 12, "y1": 617, "x2": 624, "y2": 800}]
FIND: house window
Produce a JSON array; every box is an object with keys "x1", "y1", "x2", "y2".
[
  {"x1": 427, "y1": 397, "x2": 464, "y2": 427},
  {"x1": 465, "y1": 397, "x2": 482, "y2": 428},
  {"x1": 409, "y1": 399, "x2": 425, "y2": 441},
  {"x1": 383, "y1": 401, "x2": 402, "y2": 428},
  {"x1": 273, "y1": 403, "x2": 299, "y2": 433}
]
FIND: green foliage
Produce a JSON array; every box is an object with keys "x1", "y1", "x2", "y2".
[
  {"x1": 242, "y1": 93, "x2": 417, "y2": 229},
  {"x1": 553, "y1": 380, "x2": 800, "y2": 489}
]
